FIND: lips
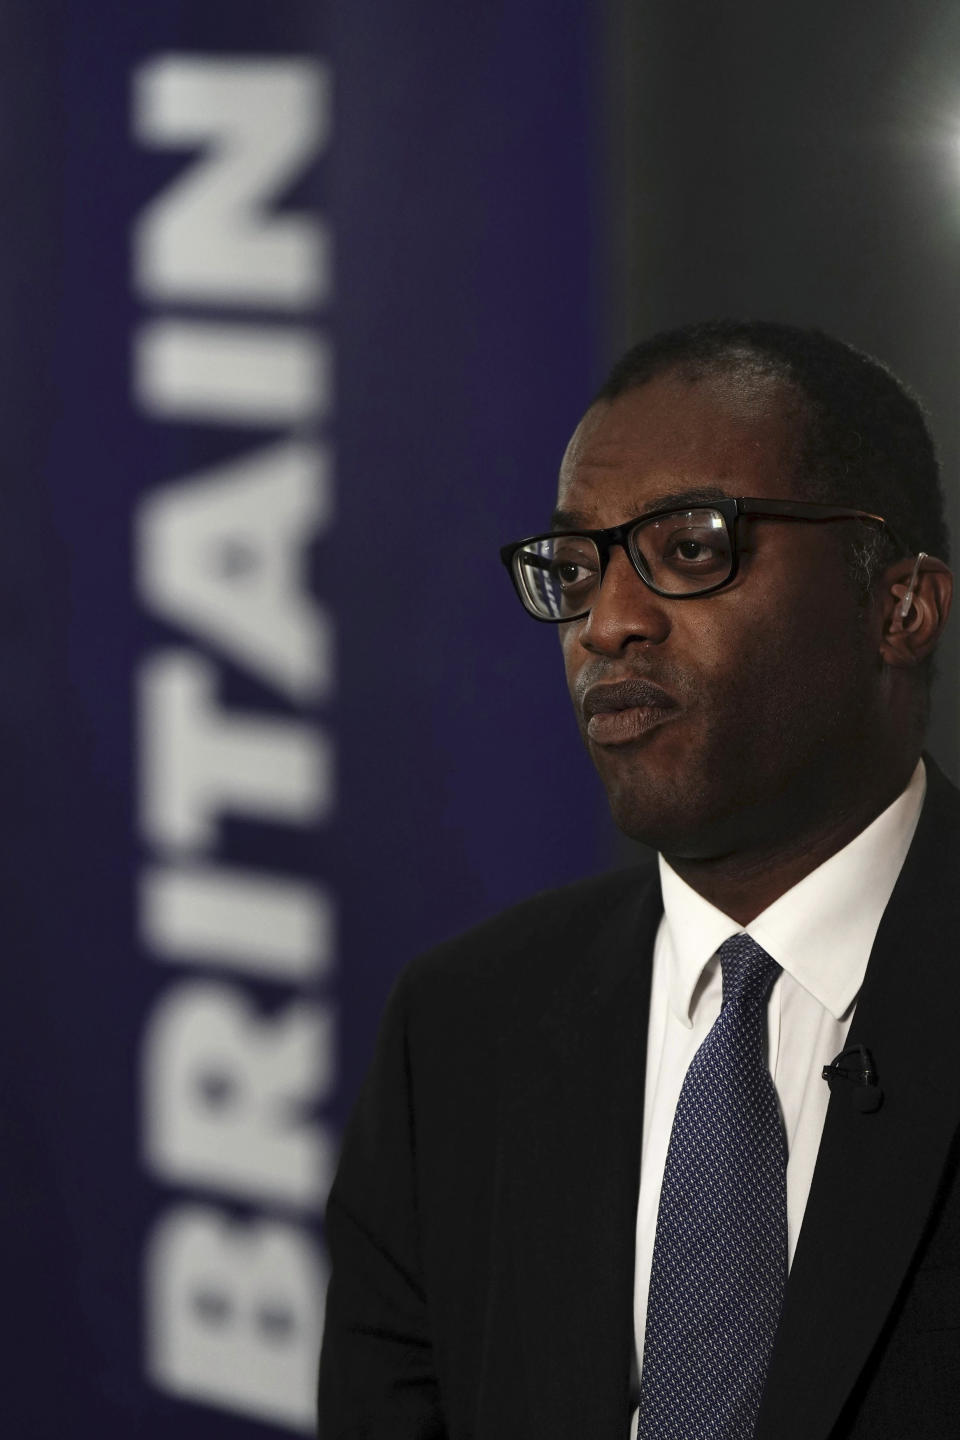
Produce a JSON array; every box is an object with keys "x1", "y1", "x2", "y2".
[{"x1": 581, "y1": 677, "x2": 680, "y2": 746}]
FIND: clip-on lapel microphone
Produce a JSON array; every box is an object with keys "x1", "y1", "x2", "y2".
[{"x1": 822, "y1": 1043, "x2": 884, "y2": 1113}]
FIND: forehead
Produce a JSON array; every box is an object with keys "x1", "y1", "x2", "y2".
[{"x1": 557, "y1": 369, "x2": 803, "y2": 525}]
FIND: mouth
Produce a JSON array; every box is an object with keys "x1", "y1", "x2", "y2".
[{"x1": 581, "y1": 677, "x2": 680, "y2": 747}]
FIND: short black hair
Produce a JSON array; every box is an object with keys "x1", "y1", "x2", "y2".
[{"x1": 597, "y1": 320, "x2": 950, "y2": 580}]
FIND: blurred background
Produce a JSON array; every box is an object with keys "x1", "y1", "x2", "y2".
[{"x1": 2, "y1": 1, "x2": 958, "y2": 1434}]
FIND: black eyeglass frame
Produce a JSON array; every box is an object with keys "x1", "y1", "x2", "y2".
[{"x1": 499, "y1": 496, "x2": 905, "y2": 622}]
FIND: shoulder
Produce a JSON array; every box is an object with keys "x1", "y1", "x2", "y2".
[
  {"x1": 394, "y1": 860, "x2": 660, "y2": 1022},
  {"x1": 921, "y1": 752, "x2": 960, "y2": 827},
  {"x1": 893, "y1": 754, "x2": 960, "y2": 927},
  {"x1": 362, "y1": 862, "x2": 661, "y2": 1136}
]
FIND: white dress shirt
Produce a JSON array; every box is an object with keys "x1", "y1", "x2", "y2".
[{"x1": 628, "y1": 761, "x2": 926, "y2": 1436}]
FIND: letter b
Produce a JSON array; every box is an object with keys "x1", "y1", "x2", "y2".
[{"x1": 145, "y1": 1204, "x2": 326, "y2": 1431}]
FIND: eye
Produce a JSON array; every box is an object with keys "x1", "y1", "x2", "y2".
[
  {"x1": 670, "y1": 536, "x2": 720, "y2": 563},
  {"x1": 631, "y1": 509, "x2": 733, "y2": 593},
  {"x1": 551, "y1": 558, "x2": 594, "y2": 587},
  {"x1": 549, "y1": 544, "x2": 599, "y2": 590},
  {"x1": 657, "y1": 524, "x2": 731, "y2": 575}
]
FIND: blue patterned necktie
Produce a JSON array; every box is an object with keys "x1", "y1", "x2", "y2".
[{"x1": 636, "y1": 934, "x2": 788, "y2": 1440}]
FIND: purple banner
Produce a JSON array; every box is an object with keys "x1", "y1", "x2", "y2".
[{"x1": 1, "y1": 3, "x2": 605, "y2": 1434}]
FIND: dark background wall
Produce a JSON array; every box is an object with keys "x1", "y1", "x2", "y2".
[{"x1": 606, "y1": 0, "x2": 960, "y2": 778}]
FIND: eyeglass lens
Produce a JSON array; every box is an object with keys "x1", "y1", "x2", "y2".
[{"x1": 514, "y1": 507, "x2": 734, "y2": 618}]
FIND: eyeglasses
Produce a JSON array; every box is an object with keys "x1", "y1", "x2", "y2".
[{"x1": 500, "y1": 496, "x2": 902, "y2": 622}]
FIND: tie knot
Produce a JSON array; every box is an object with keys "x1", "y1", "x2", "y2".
[{"x1": 716, "y1": 933, "x2": 780, "y2": 1008}]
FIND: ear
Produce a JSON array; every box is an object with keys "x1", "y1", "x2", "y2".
[{"x1": 879, "y1": 554, "x2": 953, "y2": 668}]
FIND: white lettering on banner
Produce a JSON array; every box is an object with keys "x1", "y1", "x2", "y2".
[
  {"x1": 133, "y1": 55, "x2": 332, "y2": 307},
  {"x1": 138, "y1": 440, "x2": 334, "y2": 702},
  {"x1": 147, "y1": 1205, "x2": 326, "y2": 1433},
  {"x1": 143, "y1": 982, "x2": 337, "y2": 1206},
  {"x1": 131, "y1": 48, "x2": 335, "y2": 1430},
  {"x1": 135, "y1": 320, "x2": 333, "y2": 426},
  {"x1": 141, "y1": 864, "x2": 334, "y2": 980},
  {"x1": 140, "y1": 651, "x2": 334, "y2": 850}
]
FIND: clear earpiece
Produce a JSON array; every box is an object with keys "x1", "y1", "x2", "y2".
[{"x1": 898, "y1": 551, "x2": 927, "y2": 621}]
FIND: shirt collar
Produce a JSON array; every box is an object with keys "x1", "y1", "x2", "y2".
[{"x1": 657, "y1": 760, "x2": 927, "y2": 1027}]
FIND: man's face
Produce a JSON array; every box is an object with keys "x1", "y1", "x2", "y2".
[{"x1": 558, "y1": 369, "x2": 886, "y2": 859}]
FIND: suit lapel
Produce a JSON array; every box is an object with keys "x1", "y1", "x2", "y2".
[
  {"x1": 757, "y1": 761, "x2": 960, "y2": 1440},
  {"x1": 500, "y1": 866, "x2": 661, "y2": 1440}
]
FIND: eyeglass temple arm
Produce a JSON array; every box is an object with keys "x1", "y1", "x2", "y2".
[
  {"x1": 736, "y1": 499, "x2": 884, "y2": 523},
  {"x1": 736, "y1": 499, "x2": 907, "y2": 554}
]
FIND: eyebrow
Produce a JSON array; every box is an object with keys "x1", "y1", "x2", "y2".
[{"x1": 550, "y1": 486, "x2": 734, "y2": 531}]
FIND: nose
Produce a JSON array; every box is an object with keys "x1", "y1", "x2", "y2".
[{"x1": 576, "y1": 545, "x2": 671, "y2": 655}]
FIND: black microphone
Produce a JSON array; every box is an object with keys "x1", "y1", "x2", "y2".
[{"x1": 821, "y1": 1043, "x2": 883, "y2": 1113}]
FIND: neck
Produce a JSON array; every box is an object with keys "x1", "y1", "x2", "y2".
[{"x1": 663, "y1": 755, "x2": 920, "y2": 925}]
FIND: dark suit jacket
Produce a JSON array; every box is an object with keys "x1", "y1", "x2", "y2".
[{"x1": 320, "y1": 760, "x2": 960, "y2": 1439}]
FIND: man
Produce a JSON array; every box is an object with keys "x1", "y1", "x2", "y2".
[{"x1": 319, "y1": 321, "x2": 958, "y2": 1439}]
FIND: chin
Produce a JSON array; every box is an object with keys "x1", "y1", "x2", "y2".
[
  {"x1": 604, "y1": 774, "x2": 742, "y2": 858},
  {"x1": 606, "y1": 789, "x2": 694, "y2": 854}
]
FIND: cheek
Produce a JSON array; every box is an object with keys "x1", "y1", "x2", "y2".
[
  {"x1": 559, "y1": 624, "x2": 586, "y2": 696},
  {"x1": 677, "y1": 597, "x2": 821, "y2": 720},
  {"x1": 704, "y1": 614, "x2": 868, "y2": 766}
]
